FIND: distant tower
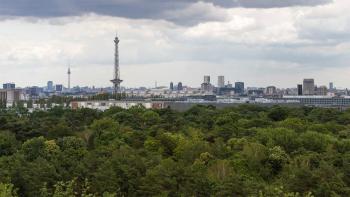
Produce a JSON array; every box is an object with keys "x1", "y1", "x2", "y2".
[
  {"x1": 67, "y1": 67, "x2": 71, "y2": 90},
  {"x1": 111, "y1": 35, "x2": 123, "y2": 98}
]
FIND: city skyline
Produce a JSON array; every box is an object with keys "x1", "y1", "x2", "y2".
[{"x1": 0, "y1": 0, "x2": 350, "y2": 88}]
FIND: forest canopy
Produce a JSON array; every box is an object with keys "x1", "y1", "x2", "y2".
[{"x1": 1, "y1": 105, "x2": 350, "y2": 196}]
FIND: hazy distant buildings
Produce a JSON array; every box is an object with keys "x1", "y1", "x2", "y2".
[
  {"x1": 226, "y1": 82, "x2": 233, "y2": 88},
  {"x1": 329, "y1": 82, "x2": 334, "y2": 90},
  {"x1": 201, "y1": 75, "x2": 213, "y2": 92},
  {"x1": 27, "y1": 86, "x2": 44, "y2": 97},
  {"x1": 303, "y1": 79, "x2": 315, "y2": 95},
  {"x1": 177, "y1": 82, "x2": 183, "y2": 91},
  {"x1": 204, "y1": 76, "x2": 210, "y2": 84},
  {"x1": 3, "y1": 83, "x2": 15, "y2": 90},
  {"x1": 248, "y1": 89, "x2": 264, "y2": 96},
  {"x1": 235, "y1": 82, "x2": 245, "y2": 95},
  {"x1": 316, "y1": 86, "x2": 328, "y2": 96},
  {"x1": 265, "y1": 86, "x2": 277, "y2": 95},
  {"x1": 218, "y1": 76, "x2": 225, "y2": 88},
  {"x1": 170, "y1": 82, "x2": 174, "y2": 91},
  {"x1": 55, "y1": 84, "x2": 63, "y2": 92}
]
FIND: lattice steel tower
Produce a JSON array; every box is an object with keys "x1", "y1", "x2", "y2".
[{"x1": 111, "y1": 35, "x2": 123, "y2": 98}]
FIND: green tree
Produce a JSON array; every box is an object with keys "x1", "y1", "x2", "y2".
[
  {"x1": 0, "y1": 131, "x2": 19, "y2": 156},
  {"x1": 90, "y1": 118, "x2": 120, "y2": 147},
  {"x1": 0, "y1": 183, "x2": 18, "y2": 197}
]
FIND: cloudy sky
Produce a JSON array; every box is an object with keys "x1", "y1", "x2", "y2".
[{"x1": 0, "y1": 0, "x2": 349, "y2": 88}]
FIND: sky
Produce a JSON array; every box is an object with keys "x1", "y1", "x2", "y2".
[{"x1": 0, "y1": 0, "x2": 349, "y2": 88}]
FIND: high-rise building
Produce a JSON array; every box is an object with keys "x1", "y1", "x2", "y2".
[
  {"x1": 303, "y1": 79, "x2": 315, "y2": 95},
  {"x1": 235, "y1": 82, "x2": 245, "y2": 95},
  {"x1": 204, "y1": 76, "x2": 210, "y2": 84},
  {"x1": 218, "y1": 76, "x2": 225, "y2": 88},
  {"x1": 47, "y1": 81, "x2": 53, "y2": 92},
  {"x1": 201, "y1": 75, "x2": 213, "y2": 92},
  {"x1": 297, "y1": 84, "x2": 303, "y2": 95},
  {"x1": 170, "y1": 82, "x2": 174, "y2": 91},
  {"x1": 177, "y1": 82, "x2": 183, "y2": 91},
  {"x1": 3, "y1": 83, "x2": 15, "y2": 90},
  {"x1": 0, "y1": 89, "x2": 23, "y2": 105},
  {"x1": 329, "y1": 82, "x2": 334, "y2": 90}
]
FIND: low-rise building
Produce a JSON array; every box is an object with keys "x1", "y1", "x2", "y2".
[
  {"x1": 70, "y1": 100, "x2": 166, "y2": 111},
  {"x1": 279, "y1": 95, "x2": 350, "y2": 106}
]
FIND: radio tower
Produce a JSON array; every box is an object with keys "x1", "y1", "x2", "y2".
[
  {"x1": 67, "y1": 66, "x2": 71, "y2": 90},
  {"x1": 111, "y1": 34, "x2": 123, "y2": 99}
]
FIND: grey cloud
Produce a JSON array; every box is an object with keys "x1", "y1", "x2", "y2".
[
  {"x1": 0, "y1": 0, "x2": 333, "y2": 25},
  {"x1": 223, "y1": 0, "x2": 332, "y2": 8}
]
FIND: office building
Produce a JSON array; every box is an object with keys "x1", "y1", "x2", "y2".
[
  {"x1": 218, "y1": 76, "x2": 225, "y2": 88},
  {"x1": 235, "y1": 82, "x2": 245, "y2": 95},
  {"x1": 329, "y1": 82, "x2": 334, "y2": 90},
  {"x1": 303, "y1": 79, "x2": 315, "y2": 95},
  {"x1": 3, "y1": 83, "x2": 15, "y2": 90},
  {"x1": 297, "y1": 84, "x2": 303, "y2": 96}
]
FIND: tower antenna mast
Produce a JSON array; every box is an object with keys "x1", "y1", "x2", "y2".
[
  {"x1": 111, "y1": 34, "x2": 123, "y2": 99},
  {"x1": 67, "y1": 65, "x2": 71, "y2": 91}
]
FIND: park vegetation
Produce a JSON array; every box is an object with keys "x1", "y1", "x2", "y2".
[{"x1": 1, "y1": 105, "x2": 350, "y2": 196}]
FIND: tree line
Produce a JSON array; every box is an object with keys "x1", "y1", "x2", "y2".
[{"x1": 1, "y1": 105, "x2": 350, "y2": 196}]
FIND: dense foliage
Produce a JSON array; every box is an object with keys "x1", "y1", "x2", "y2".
[{"x1": 1, "y1": 105, "x2": 350, "y2": 196}]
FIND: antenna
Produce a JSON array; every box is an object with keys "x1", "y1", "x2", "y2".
[
  {"x1": 110, "y1": 34, "x2": 123, "y2": 99},
  {"x1": 67, "y1": 65, "x2": 71, "y2": 90}
]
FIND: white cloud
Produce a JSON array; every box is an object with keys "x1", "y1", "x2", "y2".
[{"x1": 184, "y1": 7, "x2": 301, "y2": 44}]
